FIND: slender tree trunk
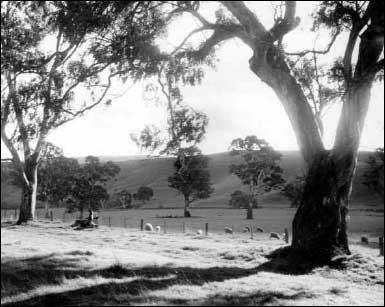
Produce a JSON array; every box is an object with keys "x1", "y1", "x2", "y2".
[
  {"x1": 44, "y1": 200, "x2": 50, "y2": 218},
  {"x1": 184, "y1": 195, "x2": 191, "y2": 218},
  {"x1": 17, "y1": 160, "x2": 38, "y2": 224},
  {"x1": 246, "y1": 202, "x2": 253, "y2": 220}
]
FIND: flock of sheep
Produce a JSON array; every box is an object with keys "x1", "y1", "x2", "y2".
[{"x1": 143, "y1": 222, "x2": 288, "y2": 241}]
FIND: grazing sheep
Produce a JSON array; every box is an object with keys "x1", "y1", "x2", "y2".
[
  {"x1": 144, "y1": 223, "x2": 154, "y2": 231},
  {"x1": 155, "y1": 225, "x2": 161, "y2": 233},
  {"x1": 270, "y1": 232, "x2": 281, "y2": 240},
  {"x1": 224, "y1": 227, "x2": 233, "y2": 234},
  {"x1": 242, "y1": 226, "x2": 251, "y2": 233},
  {"x1": 361, "y1": 236, "x2": 369, "y2": 244},
  {"x1": 196, "y1": 229, "x2": 203, "y2": 235},
  {"x1": 256, "y1": 227, "x2": 264, "y2": 233}
]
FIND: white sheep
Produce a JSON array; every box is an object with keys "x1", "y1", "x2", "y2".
[
  {"x1": 196, "y1": 229, "x2": 203, "y2": 235},
  {"x1": 269, "y1": 232, "x2": 281, "y2": 240},
  {"x1": 256, "y1": 227, "x2": 264, "y2": 233},
  {"x1": 144, "y1": 223, "x2": 154, "y2": 231},
  {"x1": 242, "y1": 226, "x2": 251, "y2": 233},
  {"x1": 155, "y1": 225, "x2": 161, "y2": 233},
  {"x1": 224, "y1": 227, "x2": 233, "y2": 234}
]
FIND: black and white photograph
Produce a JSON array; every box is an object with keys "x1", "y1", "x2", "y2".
[{"x1": 1, "y1": 1, "x2": 384, "y2": 306}]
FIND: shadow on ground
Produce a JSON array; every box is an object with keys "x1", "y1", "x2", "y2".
[{"x1": 1, "y1": 247, "x2": 323, "y2": 306}]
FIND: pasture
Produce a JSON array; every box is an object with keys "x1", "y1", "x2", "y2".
[
  {"x1": 1, "y1": 221, "x2": 383, "y2": 306},
  {"x1": 2, "y1": 207, "x2": 383, "y2": 240}
]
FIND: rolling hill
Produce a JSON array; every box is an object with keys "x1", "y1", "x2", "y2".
[{"x1": 2, "y1": 151, "x2": 382, "y2": 210}]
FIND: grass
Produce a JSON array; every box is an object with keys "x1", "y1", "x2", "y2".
[{"x1": 1, "y1": 221, "x2": 384, "y2": 306}]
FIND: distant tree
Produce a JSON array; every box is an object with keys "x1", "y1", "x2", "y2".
[
  {"x1": 229, "y1": 136, "x2": 285, "y2": 219},
  {"x1": 363, "y1": 148, "x2": 384, "y2": 199},
  {"x1": 281, "y1": 175, "x2": 306, "y2": 208},
  {"x1": 168, "y1": 146, "x2": 214, "y2": 217},
  {"x1": 68, "y1": 156, "x2": 120, "y2": 217},
  {"x1": 116, "y1": 189, "x2": 132, "y2": 208},
  {"x1": 130, "y1": 56, "x2": 211, "y2": 217},
  {"x1": 136, "y1": 186, "x2": 154, "y2": 203},
  {"x1": 229, "y1": 190, "x2": 258, "y2": 209},
  {"x1": 38, "y1": 142, "x2": 79, "y2": 217}
]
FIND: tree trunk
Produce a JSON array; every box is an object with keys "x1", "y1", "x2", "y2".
[
  {"x1": 17, "y1": 160, "x2": 38, "y2": 224},
  {"x1": 246, "y1": 201, "x2": 253, "y2": 219},
  {"x1": 291, "y1": 151, "x2": 351, "y2": 262},
  {"x1": 184, "y1": 195, "x2": 191, "y2": 218},
  {"x1": 44, "y1": 201, "x2": 50, "y2": 218}
]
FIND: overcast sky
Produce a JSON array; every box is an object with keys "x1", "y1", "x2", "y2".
[{"x1": 1, "y1": 2, "x2": 384, "y2": 159}]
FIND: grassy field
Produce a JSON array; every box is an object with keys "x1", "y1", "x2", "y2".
[
  {"x1": 1, "y1": 221, "x2": 383, "y2": 306},
  {"x1": 2, "y1": 207, "x2": 384, "y2": 238}
]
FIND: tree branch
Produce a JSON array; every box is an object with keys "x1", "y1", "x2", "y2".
[
  {"x1": 285, "y1": 29, "x2": 340, "y2": 56},
  {"x1": 268, "y1": 1, "x2": 299, "y2": 42}
]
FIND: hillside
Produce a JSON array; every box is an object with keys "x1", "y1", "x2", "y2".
[{"x1": 1, "y1": 151, "x2": 382, "y2": 209}]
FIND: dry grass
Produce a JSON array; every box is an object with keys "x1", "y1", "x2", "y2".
[{"x1": 1, "y1": 221, "x2": 384, "y2": 306}]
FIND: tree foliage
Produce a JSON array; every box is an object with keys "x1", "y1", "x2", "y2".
[
  {"x1": 229, "y1": 190, "x2": 258, "y2": 209},
  {"x1": 37, "y1": 142, "x2": 78, "y2": 206},
  {"x1": 136, "y1": 186, "x2": 154, "y2": 203},
  {"x1": 66, "y1": 156, "x2": 120, "y2": 215},
  {"x1": 1, "y1": 1, "x2": 169, "y2": 222},
  {"x1": 229, "y1": 136, "x2": 285, "y2": 194},
  {"x1": 168, "y1": 146, "x2": 214, "y2": 206},
  {"x1": 363, "y1": 148, "x2": 384, "y2": 198}
]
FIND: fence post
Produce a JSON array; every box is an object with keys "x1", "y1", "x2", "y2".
[
  {"x1": 124, "y1": 217, "x2": 127, "y2": 228},
  {"x1": 14, "y1": 208, "x2": 17, "y2": 220},
  {"x1": 108, "y1": 216, "x2": 111, "y2": 227},
  {"x1": 140, "y1": 218, "x2": 144, "y2": 231},
  {"x1": 250, "y1": 224, "x2": 253, "y2": 239},
  {"x1": 50, "y1": 211, "x2": 53, "y2": 221},
  {"x1": 284, "y1": 228, "x2": 289, "y2": 244},
  {"x1": 205, "y1": 223, "x2": 208, "y2": 236},
  {"x1": 232, "y1": 225, "x2": 234, "y2": 237},
  {"x1": 164, "y1": 221, "x2": 166, "y2": 234},
  {"x1": 182, "y1": 222, "x2": 185, "y2": 233},
  {"x1": 380, "y1": 237, "x2": 384, "y2": 256}
]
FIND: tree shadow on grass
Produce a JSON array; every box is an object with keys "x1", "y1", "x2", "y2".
[{"x1": 1, "y1": 247, "x2": 327, "y2": 306}]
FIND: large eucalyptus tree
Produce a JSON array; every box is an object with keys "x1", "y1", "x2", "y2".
[
  {"x1": 1, "y1": 1, "x2": 167, "y2": 223},
  {"x1": 155, "y1": 1, "x2": 384, "y2": 262}
]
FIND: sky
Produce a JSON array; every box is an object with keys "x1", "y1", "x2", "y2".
[{"x1": 1, "y1": 2, "x2": 384, "y2": 159}]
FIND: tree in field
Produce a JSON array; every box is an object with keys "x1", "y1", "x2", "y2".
[
  {"x1": 363, "y1": 148, "x2": 384, "y2": 199},
  {"x1": 37, "y1": 142, "x2": 78, "y2": 217},
  {"x1": 115, "y1": 189, "x2": 132, "y2": 208},
  {"x1": 1, "y1": 1, "x2": 168, "y2": 223},
  {"x1": 136, "y1": 186, "x2": 154, "y2": 203},
  {"x1": 168, "y1": 146, "x2": 213, "y2": 217},
  {"x1": 68, "y1": 156, "x2": 120, "y2": 217},
  {"x1": 281, "y1": 175, "x2": 306, "y2": 208},
  {"x1": 130, "y1": 51, "x2": 212, "y2": 217},
  {"x1": 229, "y1": 190, "x2": 258, "y2": 209},
  {"x1": 133, "y1": 1, "x2": 383, "y2": 262},
  {"x1": 229, "y1": 136, "x2": 285, "y2": 219}
]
